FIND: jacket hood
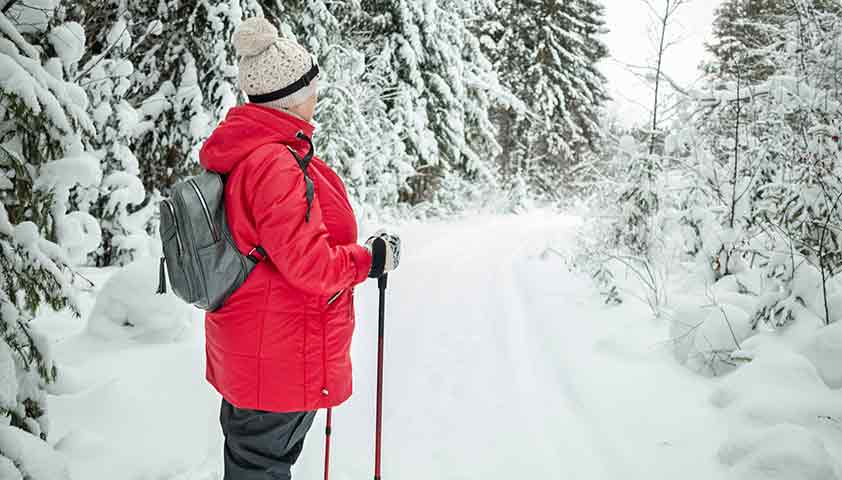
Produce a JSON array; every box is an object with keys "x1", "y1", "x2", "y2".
[{"x1": 200, "y1": 104, "x2": 316, "y2": 174}]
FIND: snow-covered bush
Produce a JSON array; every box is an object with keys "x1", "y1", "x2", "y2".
[
  {"x1": 710, "y1": 348, "x2": 842, "y2": 426},
  {"x1": 678, "y1": 11, "x2": 842, "y2": 332},
  {"x1": 718, "y1": 423, "x2": 839, "y2": 480},
  {"x1": 573, "y1": 131, "x2": 679, "y2": 316},
  {"x1": 670, "y1": 301, "x2": 753, "y2": 376},
  {"x1": 801, "y1": 321, "x2": 842, "y2": 389},
  {"x1": 0, "y1": 425, "x2": 71, "y2": 480},
  {"x1": 582, "y1": 3, "x2": 842, "y2": 375},
  {"x1": 87, "y1": 258, "x2": 193, "y2": 343},
  {"x1": 709, "y1": 322, "x2": 842, "y2": 479}
]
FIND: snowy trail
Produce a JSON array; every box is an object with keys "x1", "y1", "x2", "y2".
[
  {"x1": 295, "y1": 212, "x2": 728, "y2": 480},
  {"x1": 46, "y1": 213, "x2": 729, "y2": 480}
]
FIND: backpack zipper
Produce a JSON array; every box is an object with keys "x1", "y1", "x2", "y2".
[
  {"x1": 163, "y1": 200, "x2": 183, "y2": 256},
  {"x1": 188, "y1": 179, "x2": 219, "y2": 242}
]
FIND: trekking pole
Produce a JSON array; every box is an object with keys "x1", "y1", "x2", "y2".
[
  {"x1": 374, "y1": 274, "x2": 388, "y2": 480},
  {"x1": 324, "y1": 408, "x2": 332, "y2": 480}
]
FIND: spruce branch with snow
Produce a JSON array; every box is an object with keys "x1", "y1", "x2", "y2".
[{"x1": 0, "y1": 7, "x2": 91, "y2": 478}]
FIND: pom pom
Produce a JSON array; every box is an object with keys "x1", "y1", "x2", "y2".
[{"x1": 233, "y1": 17, "x2": 278, "y2": 58}]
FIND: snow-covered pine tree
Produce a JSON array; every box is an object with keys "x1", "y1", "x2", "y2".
[
  {"x1": 123, "y1": 0, "x2": 261, "y2": 194},
  {"x1": 354, "y1": 0, "x2": 507, "y2": 205},
  {"x1": 51, "y1": 4, "x2": 151, "y2": 266},
  {"x1": 259, "y1": 1, "x2": 413, "y2": 217},
  {"x1": 86, "y1": 20, "x2": 151, "y2": 265},
  {"x1": 707, "y1": 0, "x2": 841, "y2": 82},
  {"x1": 482, "y1": 0, "x2": 608, "y2": 199},
  {"x1": 52, "y1": 0, "x2": 262, "y2": 265},
  {"x1": 0, "y1": 7, "x2": 101, "y2": 478},
  {"x1": 707, "y1": 0, "x2": 791, "y2": 82}
]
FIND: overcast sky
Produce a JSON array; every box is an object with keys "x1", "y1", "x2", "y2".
[{"x1": 599, "y1": 0, "x2": 722, "y2": 125}]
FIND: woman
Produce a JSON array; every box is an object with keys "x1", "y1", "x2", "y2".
[{"x1": 198, "y1": 17, "x2": 401, "y2": 480}]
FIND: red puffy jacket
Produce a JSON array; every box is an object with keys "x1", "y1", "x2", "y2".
[{"x1": 199, "y1": 104, "x2": 372, "y2": 412}]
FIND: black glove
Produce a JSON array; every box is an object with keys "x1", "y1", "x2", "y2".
[{"x1": 365, "y1": 231, "x2": 401, "y2": 278}]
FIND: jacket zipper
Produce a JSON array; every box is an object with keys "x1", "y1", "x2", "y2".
[
  {"x1": 164, "y1": 200, "x2": 183, "y2": 256},
  {"x1": 188, "y1": 179, "x2": 219, "y2": 242},
  {"x1": 321, "y1": 317, "x2": 328, "y2": 397}
]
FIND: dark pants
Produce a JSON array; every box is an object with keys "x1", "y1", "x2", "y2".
[{"x1": 220, "y1": 398, "x2": 317, "y2": 480}]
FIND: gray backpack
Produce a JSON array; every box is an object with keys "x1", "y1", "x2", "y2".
[{"x1": 157, "y1": 141, "x2": 314, "y2": 311}]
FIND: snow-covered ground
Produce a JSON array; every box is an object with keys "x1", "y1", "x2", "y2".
[{"x1": 36, "y1": 212, "x2": 809, "y2": 480}]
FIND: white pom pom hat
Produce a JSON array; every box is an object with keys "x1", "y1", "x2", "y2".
[{"x1": 232, "y1": 17, "x2": 319, "y2": 110}]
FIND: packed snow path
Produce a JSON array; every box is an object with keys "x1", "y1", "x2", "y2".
[{"x1": 46, "y1": 213, "x2": 729, "y2": 480}]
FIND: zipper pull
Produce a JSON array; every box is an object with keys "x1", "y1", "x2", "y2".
[{"x1": 327, "y1": 290, "x2": 343, "y2": 305}]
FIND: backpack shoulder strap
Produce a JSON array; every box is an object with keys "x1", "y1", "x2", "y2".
[
  {"x1": 286, "y1": 145, "x2": 312, "y2": 171},
  {"x1": 286, "y1": 145, "x2": 315, "y2": 223}
]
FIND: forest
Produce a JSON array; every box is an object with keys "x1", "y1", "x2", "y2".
[{"x1": 2, "y1": 0, "x2": 842, "y2": 479}]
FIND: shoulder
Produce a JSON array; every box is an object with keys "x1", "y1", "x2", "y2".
[
  {"x1": 231, "y1": 145, "x2": 305, "y2": 197},
  {"x1": 243, "y1": 144, "x2": 300, "y2": 178},
  {"x1": 238, "y1": 145, "x2": 308, "y2": 211}
]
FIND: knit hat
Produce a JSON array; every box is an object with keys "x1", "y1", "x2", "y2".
[{"x1": 232, "y1": 17, "x2": 319, "y2": 110}]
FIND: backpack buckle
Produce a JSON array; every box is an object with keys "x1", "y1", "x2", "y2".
[{"x1": 247, "y1": 246, "x2": 267, "y2": 263}]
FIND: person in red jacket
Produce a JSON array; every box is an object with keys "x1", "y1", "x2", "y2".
[{"x1": 198, "y1": 17, "x2": 401, "y2": 480}]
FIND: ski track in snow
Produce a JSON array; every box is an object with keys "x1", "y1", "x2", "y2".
[{"x1": 45, "y1": 213, "x2": 728, "y2": 480}]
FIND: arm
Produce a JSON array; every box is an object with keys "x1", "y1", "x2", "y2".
[{"x1": 251, "y1": 149, "x2": 371, "y2": 296}]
